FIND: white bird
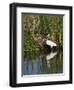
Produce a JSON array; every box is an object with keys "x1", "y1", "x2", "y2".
[{"x1": 46, "y1": 40, "x2": 57, "y2": 48}]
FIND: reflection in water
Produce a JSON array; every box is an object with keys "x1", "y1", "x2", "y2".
[
  {"x1": 22, "y1": 51, "x2": 63, "y2": 75},
  {"x1": 46, "y1": 52, "x2": 57, "y2": 68},
  {"x1": 46, "y1": 52, "x2": 57, "y2": 60}
]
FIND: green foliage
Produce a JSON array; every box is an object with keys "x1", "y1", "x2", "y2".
[
  {"x1": 22, "y1": 14, "x2": 63, "y2": 51},
  {"x1": 24, "y1": 32, "x2": 40, "y2": 51}
]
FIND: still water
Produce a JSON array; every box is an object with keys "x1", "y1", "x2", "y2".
[{"x1": 22, "y1": 51, "x2": 63, "y2": 75}]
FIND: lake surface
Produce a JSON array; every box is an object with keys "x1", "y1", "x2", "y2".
[{"x1": 22, "y1": 51, "x2": 63, "y2": 75}]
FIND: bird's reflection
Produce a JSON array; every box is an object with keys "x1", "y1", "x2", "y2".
[{"x1": 46, "y1": 52, "x2": 57, "y2": 68}]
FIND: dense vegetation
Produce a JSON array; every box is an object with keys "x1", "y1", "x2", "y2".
[{"x1": 22, "y1": 14, "x2": 63, "y2": 52}]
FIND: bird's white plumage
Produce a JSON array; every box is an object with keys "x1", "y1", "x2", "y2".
[{"x1": 46, "y1": 40, "x2": 57, "y2": 48}]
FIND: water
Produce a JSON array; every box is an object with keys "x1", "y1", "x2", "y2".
[{"x1": 22, "y1": 51, "x2": 63, "y2": 75}]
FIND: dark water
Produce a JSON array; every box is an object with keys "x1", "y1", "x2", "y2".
[{"x1": 22, "y1": 51, "x2": 63, "y2": 75}]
